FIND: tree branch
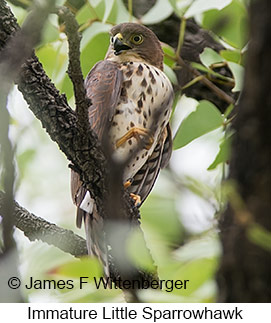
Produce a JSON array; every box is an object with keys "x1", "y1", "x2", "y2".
[
  {"x1": 0, "y1": 79, "x2": 15, "y2": 253},
  {"x1": 0, "y1": 191, "x2": 88, "y2": 257},
  {"x1": 217, "y1": 0, "x2": 271, "y2": 302},
  {"x1": 56, "y1": 6, "x2": 90, "y2": 131}
]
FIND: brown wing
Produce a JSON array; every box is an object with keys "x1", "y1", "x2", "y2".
[
  {"x1": 71, "y1": 60, "x2": 123, "y2": 274},
  {"x1": 71, "y1": 60, "x2": 123, "y2": 226},
  {"x1": 85, "y1": 60, "x2": 123, "y2": 140},
  {"x1": 128, "y1": 123, "x2": 172, "y2": 203}
]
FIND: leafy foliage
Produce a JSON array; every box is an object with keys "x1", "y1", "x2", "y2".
[{"x1": 173, "y1": 100, "x2": 224, "y2": 149}]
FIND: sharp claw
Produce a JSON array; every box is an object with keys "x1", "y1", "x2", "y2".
[
  {"x1": 144, "y1": 136, "x2": 154, "y2": 150},
  {"x1": 130, "y1": 193, "x2": 141, "y2": 207},
  {"x1": 124, "y1": 178, "x2": 133, "y2": 188}
]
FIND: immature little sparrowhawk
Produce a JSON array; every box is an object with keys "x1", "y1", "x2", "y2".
[{"x1": 71, "y1": 23, "x2": 174, "y2": 274}]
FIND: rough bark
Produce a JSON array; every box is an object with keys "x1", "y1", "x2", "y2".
[
  {"x1": 217, "y1": 0, "x2": 271, "y2": 302},
  {"x1": 0, "y1": 191, "x2": 88, "y2": 257}
]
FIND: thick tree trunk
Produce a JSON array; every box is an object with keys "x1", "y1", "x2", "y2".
[{"x1": 217, "y1": 0, "x2": 271, "y2": 302}]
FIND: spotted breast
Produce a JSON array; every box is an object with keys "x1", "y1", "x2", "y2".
[{"x1": 110, "y1": 61, "x2": 173, "y2": 182}]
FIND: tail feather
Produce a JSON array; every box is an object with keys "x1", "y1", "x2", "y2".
[
  {"x1": 84, "y1": 206, "x2": 110, "y2": 278},
  {"x1": 71, "y1": 169, "x2": 110, "y2": 277},
  {"x1": 128, "y1": 124, "x2": 172, "y2": 203}
]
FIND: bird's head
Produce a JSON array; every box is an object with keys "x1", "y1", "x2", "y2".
[{"x1": 105, "y1": 23, "x2": 164, "y2": 70}]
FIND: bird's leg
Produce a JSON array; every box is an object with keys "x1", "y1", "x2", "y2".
[{"x1": 116, "y1": 127, "x2": 154, "y2": 149}]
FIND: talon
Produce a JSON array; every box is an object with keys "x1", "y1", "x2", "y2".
[
  {"x1": 143, "y1": 135, "x2": 154, "y2": 150},
  {"x1": 116, "y1": 127, "x2": 154, "y2": 149},
  {"x1": 130, "y1": 193, "x2": 141, "y2": 207},
  {"x1": 124, "y1": 178, "x2": 133, "y2": 188}
]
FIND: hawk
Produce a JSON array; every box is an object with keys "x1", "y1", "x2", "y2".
[{"x1": 71, "y1": 23, "x2": 174, "y2": 275}]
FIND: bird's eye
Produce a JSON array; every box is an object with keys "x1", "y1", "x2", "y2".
[
  {"x1": 130, "y1": 34, "x2": 143, "y2": 45},
  {"x1": 110, "y1": 36, "x2": 114, "y2": 43}
]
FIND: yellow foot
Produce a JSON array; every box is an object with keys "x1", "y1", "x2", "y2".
[
  {"x1": 130, "y1": 193, "x2": 141, "y2": 207},
  {"x1": 124, "y1": 178, "x2": 133, "y2": 188},
  {"x1": 116, "y1": 127, "x2": 154, "y2": 149}
]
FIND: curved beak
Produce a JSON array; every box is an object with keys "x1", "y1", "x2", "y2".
[{"x1": 113, "y1": 35, "x2": 131, "y2": 56}]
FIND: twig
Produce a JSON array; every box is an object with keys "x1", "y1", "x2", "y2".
[
  {"x1": 128, "y1": 0, "x2": 133, "y2": 22},
  {"x1": 166, "y1": 50, "x2": 235, "y2": 105},
  {"x1": 56, "y1": 6, "x2": 90, "y2": 132},
  {"x1": 181, "y1": 74, "x2": 204, "y2": 90},
  {"x1": 176, "y1": 55, "x2": 235, "y2": 105},
  {"x1": 176, "y1": 17, "x2": 186, "y2": 58},
  {"x1": 0, "y1": 85, "x2": 15, "y2": 252}
]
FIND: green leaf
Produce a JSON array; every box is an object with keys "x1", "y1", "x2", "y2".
[
  {"x1": 48, "y1": 256, "x2": 103, "y2": 279},
  {"x1": 173, "y1": 100, "x2": 224, "y2": 149},
  {"x1": 60, "y1": 73, "x2": 73, "y2": 101},
  {"x1": 80, "y1": 22, "x2": 111, "y2": 51},
  {"x1": 171, "y1": 258, "x2": 218, "y2": 295},
  {"x1": 36, "y1": 43, "x2": 67, "y2": 80},
  {"x1": 228, "y1": 61, "x2": 244, "y2": 92},
  {"x1": 185, "y1": 0, "x2": 232, "y2": 18},
  {"x1": 103, "y1": 0, "x2": 115, "y2": 23},
  {"x1": 163, "y1": 45, "x2": 176, "y2": 68},
  {"x1": 174, "y1": 235, "x2": 221, "y2": 262},
  {"x1": 202, "y1": 0, "x2": 248, "y2": 49},
  {"x1": 208, "y1": 135, "x2": 232, "y2": 170},
  {"x1": 168, "y1": 0, "x2": 193, "y2": 18},
  {"x1": 164, "y1": 64, "x2": 178, "y2": 85},
  {"x1": 127, "y1": 229, "x2": 157, "y2": 272},
  {"x1": 92, "y1": 0, "x2": 106, "y2": 21},
  {"x1": 39, "y1": 18, "x2": 60, "y2": 47},
  {"x1": 76, "y1": 4, "x2": 97, "y2": 25},
  {"x1": 220, "y1": 49, "x2": 242, "y2": 64},
  {"x1": 200, "y1": 48, "x2": 224, "y2": 68},
  {"x1": 141, "y1": 194, "x2": 183, "y2": 245},
  {"x1": 107, "y1": 0, "x2": 131, "y2": 24},
  {"x1": 60, "y1": 27, "x2": 110, "y2": 100},
  {"x1": 140, "y1": 194, "x2": 184, "y2": 268},
  {"x1": 80, "y1": 26, "x2": 111, "y2": 76},
  {"x1": 247, "y1": 224, "x2": 271, "y2": 252},
  {"x1": 141, "y1": 0, "x2": 173, "y2": 24}
]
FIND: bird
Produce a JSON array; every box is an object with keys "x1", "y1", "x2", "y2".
[{"x1": 71, "y1": 23, "x2": 174, "y2": 276}]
